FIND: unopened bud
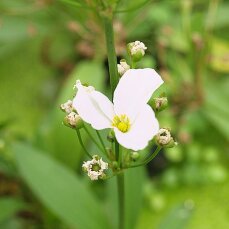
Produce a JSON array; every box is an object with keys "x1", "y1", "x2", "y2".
[
  {"x1": 130, "y1": 151, "x2": 140, "y2": 161},
  {"x1": 60, "y1": 100, "x2": 73, "y2": 113},
  {"x1": 117, "y1": 59, "x2": 130, "y2": 76},
  {"x1": 63, "y1": 112, "x2": 83, "y2": 129},
  {"x1": 127, "y1": 41, "x2": 147, "y2": 62},
  {"x1": 107, "y1": 130, "x2": 115, "y2": 142},
  {"x1": 156, "y1": 128, "x2": 177, "y2": 148},
  {"x1": 150, "y1": 97, "x2": 168, "y2": 112},
  {"x1": 111, "y1": 161, "x2": 119, "y2": 169}
]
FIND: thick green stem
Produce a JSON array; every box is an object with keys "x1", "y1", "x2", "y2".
[
  {"x1": 103, "y1": 9, "x2": 124, "y2": 229},
  {"x1": 117, "y1": 172, "x2": 125, "y2": 229},
  {"x1": 103, "y1": 14, "x2": 119, "y2": 98}
]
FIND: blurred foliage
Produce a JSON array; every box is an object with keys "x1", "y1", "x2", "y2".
[{"x1": 0, "y1": 0, "x2": 228, "y2": 228}]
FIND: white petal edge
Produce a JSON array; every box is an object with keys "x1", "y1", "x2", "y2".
[
  {"x1": 73, "y1": 84, "x2": 114, "y2": 130},
  {"x1": 114, "y1": 104, "x2": 159, "y2": 151},
  {"x1": 113, "y1": 68, "x2": 163, "y2": 121}
]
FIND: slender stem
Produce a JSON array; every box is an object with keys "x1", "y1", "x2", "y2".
[
  {"x1": 118, "y1": 146, "x2": 122, "y2": 167},
  {"x1": 114, "y1": 139, "x2": 125, "y2": 229},
  {"x1": 116, "y1": 172, "x2": 125, "y2": 229},
  {"x1": 83, "y1": 126, "x2": 104, "y2": 153},
  {"x1": 76, "y1": 130, "x2": 92, "y2": 159},
  {"x1": 103, "y1": 9, "x2": 124, "y2": 229},
  {"x1": 115, "y1": 140, "x2": 119, "y2": 161},
  {"x1": 96, "y1": 130, "x2": 108, "y2": 155},
  {"x1": 103, "y1": 13, "x2": 119, "y2": 98},
  {"x1": 128, "y1": 146, "x2": 161, "y2": 168}
]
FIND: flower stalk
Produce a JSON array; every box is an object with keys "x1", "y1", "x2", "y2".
[
  {"x1": 103, "y1": 8, "x2": 125, "y2": 229},
  {"x1": 117, "y1": 172, "x2": 125, "y2": 229},
  {"x1": 103, "y1": 13, "x2": 119, "y2": 98},
  {"x1": 76, "y1": 129, "x2": 92, "y2": 159},
  {"x1": 128, "y1": 146, "x2": 161, "y2": 168}
]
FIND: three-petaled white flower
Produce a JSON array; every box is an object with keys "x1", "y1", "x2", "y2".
[{"x1": 73, "y1": 69, "x2": 163, "y2": 151}]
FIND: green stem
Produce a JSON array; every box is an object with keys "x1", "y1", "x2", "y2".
[
  {"x1": 131, "y1": 59, "x2": 136, "y2": 69},
  {"x1": 128, "y1": 146, "x2": 161, "y2": 168},
  {"x1": 118, "y1": 146, "x2": 122, "y2": 167},
  {"x1": 117, "y1": 172, "x2": 125, "y2": 229},
  {"x1": 103, "y1": 9, "x2": 124, "y2": 229},
  {"x1": 83, "y1": 126, "x2": 104, "y2": 153},
  {"x1": 103, "y1": 14, "x2": 119, "y2": 98},
  {"x1": 115, "y1": 140, "x2": 119, "y2": 161},
  {"x1": 76, "y1": 129, "x2": 92, "y2": 159},
  {"x1": 96, "y1": 130, "x2": 108, "y2": 156}
]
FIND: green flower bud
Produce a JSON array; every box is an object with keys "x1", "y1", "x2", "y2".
[
  {"x1": 156, "y1": 128, "x2": 177, "y2": 148},
  {"x1": 117, "y1": 59, "x2": 130, "y2": 76},
  {"x1": 63, "y1": 112, "x2": 84, "y2": 129},
  {"x1": 107, "y1": 130, "x2": 115, "y2": 142},
  {"x1": 130, "y1": 151, "x2": 140, "y2": 161},
  {"x1": 127, "y1": 41, "x2": 147, "y2": 62},
  {"x1": 150, "y1": 97, "x2": 168, "y2": 112},
  {"x1": 111, "y1": 161, "x2": 119, "y2": 169},
  {"x1": 60, "y1": 100, "x2": 73, "y2": 113}
]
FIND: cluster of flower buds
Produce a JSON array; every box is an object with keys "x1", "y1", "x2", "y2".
[
  {"x1": 60, "y1": 100, "x2": 83, "y2": 129},
  {"x1": 155, "y1": 128, "x2": 177, "y2": 148},
  {"x1": 117, "y1": 41, "x2": 147, "y2": 76},
  {"x1": 82, "y1": 155, "x2": 108, "y2": 180}
]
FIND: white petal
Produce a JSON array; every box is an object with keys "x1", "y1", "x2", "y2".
[
  {"x1": 73, "y1": 83, "x2": 114, "y2": 130},
  {"x1": 113, "y1": 68, "x2": 163, "y2": 121},
  {"x1": 114, "y1": 104, "x2": 159, "y2": 151}
]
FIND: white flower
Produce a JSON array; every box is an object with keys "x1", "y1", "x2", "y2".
[
  {"x1": 73, "y1": 69, "x2": 163, "y2": 151},
  {"x1": 117, "y1": 60, "x2": 130, "y2": 76},
  {"x1": 82, "y1": 155, "x2": 108, "y2": 180},
  {"x1": 129, "y1": 41, "x2": 147, "y2": 56},
  {"x1": 60, "y1": 100, "x2": 73, "y2": 113}
]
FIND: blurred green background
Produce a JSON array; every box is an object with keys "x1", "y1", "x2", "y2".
[{"x1": 0, "y1": 0, "x2": 228, "y2": 228}]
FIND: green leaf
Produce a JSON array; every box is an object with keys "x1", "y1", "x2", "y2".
[
  {"x1": 203, "y1": 78, "x2": 229, "y2": 139},
  {"x1": 106, "y1": 167, "x2": 146, "y2": 229},
  {"x1": 13, "y1": 142, "x2": 110, "y2": 229},
  {"x1": 0, "y1": 40, "x2": 53, "y2": 138},
  {"x1": 0, "y1": 198, "x2": 26, "y2": 223}
]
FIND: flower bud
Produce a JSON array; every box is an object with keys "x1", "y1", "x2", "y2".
[
  {"x1": 111, "y1": 161, "x2": 119, "y2": 170},
  {"x1": 156, "y1": 128, "x2": 177, "y2": 148},
  {"x1": 130, "y1": 151, "x2": 140, "y2": 161},
  {"x1": 150, "y1": 97, "x2": 168, "y2": 112},
  {"x1": 127, "y1": 41, "x2": 147, "y2": 62},
  {"x1": 60, "y1": 100, "x2": 73, "y2": 114},
  {"x1": 117, "y1": 59, "x2": 130, "y2": 76},
  {"x1": 107, "y1": 130, "x2": 115, "y2": 142},
  {"x1": 63, "y1": 112, "x2": 84, "y2": 129}
]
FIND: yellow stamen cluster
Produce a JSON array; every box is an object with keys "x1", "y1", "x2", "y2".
[{"x1": 112, "y1": 115, "x2": 130, "y2": 133}]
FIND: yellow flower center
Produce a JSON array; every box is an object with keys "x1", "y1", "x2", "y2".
[{"x1": 112, "y1": 115, "x2": 130, "y2": 133}]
